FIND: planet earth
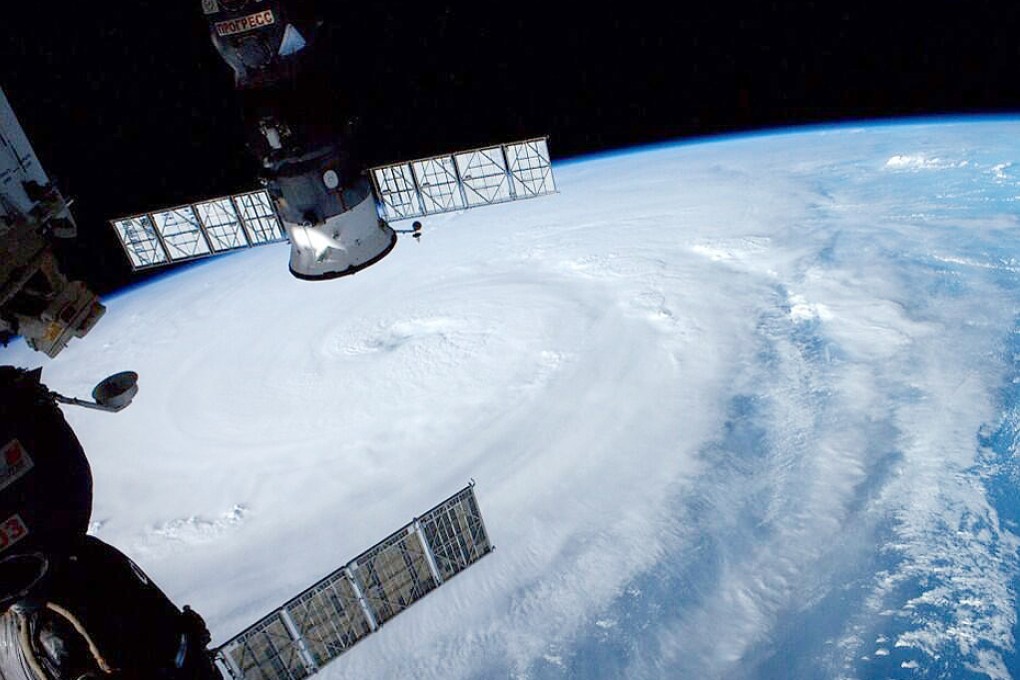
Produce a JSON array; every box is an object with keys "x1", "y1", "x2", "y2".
[{"x1": 5, "y1": 119, "x2": 1020, "y2": 679}]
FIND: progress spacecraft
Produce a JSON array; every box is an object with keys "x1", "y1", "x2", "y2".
[
  {"x1": 110, "y1": 0, "x2": 556, "y2": 281},
  {"x1": 203, "y1": 0, "x2": 397, "y2": 279},
  {"x1": 2, "y1": 0, "x2": 555, "y2": 358}
]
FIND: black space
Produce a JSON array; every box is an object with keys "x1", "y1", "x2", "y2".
[{"x1": 3, "y1": 2, "x2": 1019, "y2": 293}]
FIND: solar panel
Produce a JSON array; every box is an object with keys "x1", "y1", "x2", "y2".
[
  {"x1": 111, "y1": 215, "x2": 169, "y2": 269},
  {"x1": 284, "y1": 572, "x2": 373, "y2": 664},
  {"x1": 110, "y1": 189, "x2": 285, "y2": 271},
  {"x1": 506, "y1": 138, "x2": 556, "y2": 197},
  {"x1": 234, "y1": 191, "x2": 285, "y2": 245},
  {"x1": 348, "y1": 527, "x2": 439, "y2": 625},
  {"x1": 371, "y1": 163, "x2": 422, "y2": 220},
  {"x1": 151, "y1": 205, "x2": 211, "y2": 261},
  {"x1": 370, "y1": 137, "x2": 556, "y2": 221},
  {"x1": 222, "y1": 614, "x2": 312, "y2": 680},
  {"x1": 215, "y1": 484, "x2": 493, "y2": 680},
  {"x1": 411, "y1": 155, "x2": 466, "y2": 214},
  {"x1": 418, "y1": 486, "x2": 493, "y2": 581},
  {"x1": 455, "y1": 145, "x2": 512, "y2": 207},
  {"x1": 195, "y1": 197, "x2": 250, "y2": 252}
]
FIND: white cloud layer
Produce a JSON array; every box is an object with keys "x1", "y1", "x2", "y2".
[{"x1": 5, "y1": 121, "x2": 1020, "y2": 678}]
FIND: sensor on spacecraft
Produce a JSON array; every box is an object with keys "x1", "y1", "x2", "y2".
[
  {"x1": 50, "y1": 370, "x2": 139, "y2": 413},
  {"x1": 110, "y1": 0, "x2": 556, "y2": 279}
]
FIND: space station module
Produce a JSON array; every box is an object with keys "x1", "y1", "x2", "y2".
[
  {"x1": 0, "y1": 88, "x2": 104, "y2": 357},
  {"x1": 0, "y1": 367, "x2": 219, "y2": 679}
]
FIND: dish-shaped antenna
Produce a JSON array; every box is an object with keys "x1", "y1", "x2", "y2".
[
  {"x1": 51, "y1": 371, "x2": 139, "y2": 413},
  {"x1": 92, "y1": 371, "x2": 139, "y2": 411}
]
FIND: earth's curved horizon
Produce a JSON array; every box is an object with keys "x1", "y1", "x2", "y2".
[{"x1": 6, "y1": 117, "x2": 1020, "y2": 679}]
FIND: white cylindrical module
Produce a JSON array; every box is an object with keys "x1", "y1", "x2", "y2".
[
  {"x1": 0, "y1": 87, "x2": 48, "y2": 216},
  {"x1": 0, "y1": 88, "x2": 103, "y2": 357},
  {"x1": 283, "y1": 192, "x2": 396, "y2": 280},
  {"x1": 0, "y1": 87, "x2": 76, "y2": 237}
]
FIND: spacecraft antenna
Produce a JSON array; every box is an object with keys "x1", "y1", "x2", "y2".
[{"x1": 50, "y1": 371, "x2": 139, "y2": 412}]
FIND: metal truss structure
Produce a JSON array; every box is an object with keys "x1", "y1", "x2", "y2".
[
  {"x1": 370, "y1": 137, "x2": 556, "y2": 221},
  {"x1": 111, "y1": 190, "x2": 286, "y2": 270},
  {"x1": 215, "y1": 484, "x2": 493, "y2": 680}
]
